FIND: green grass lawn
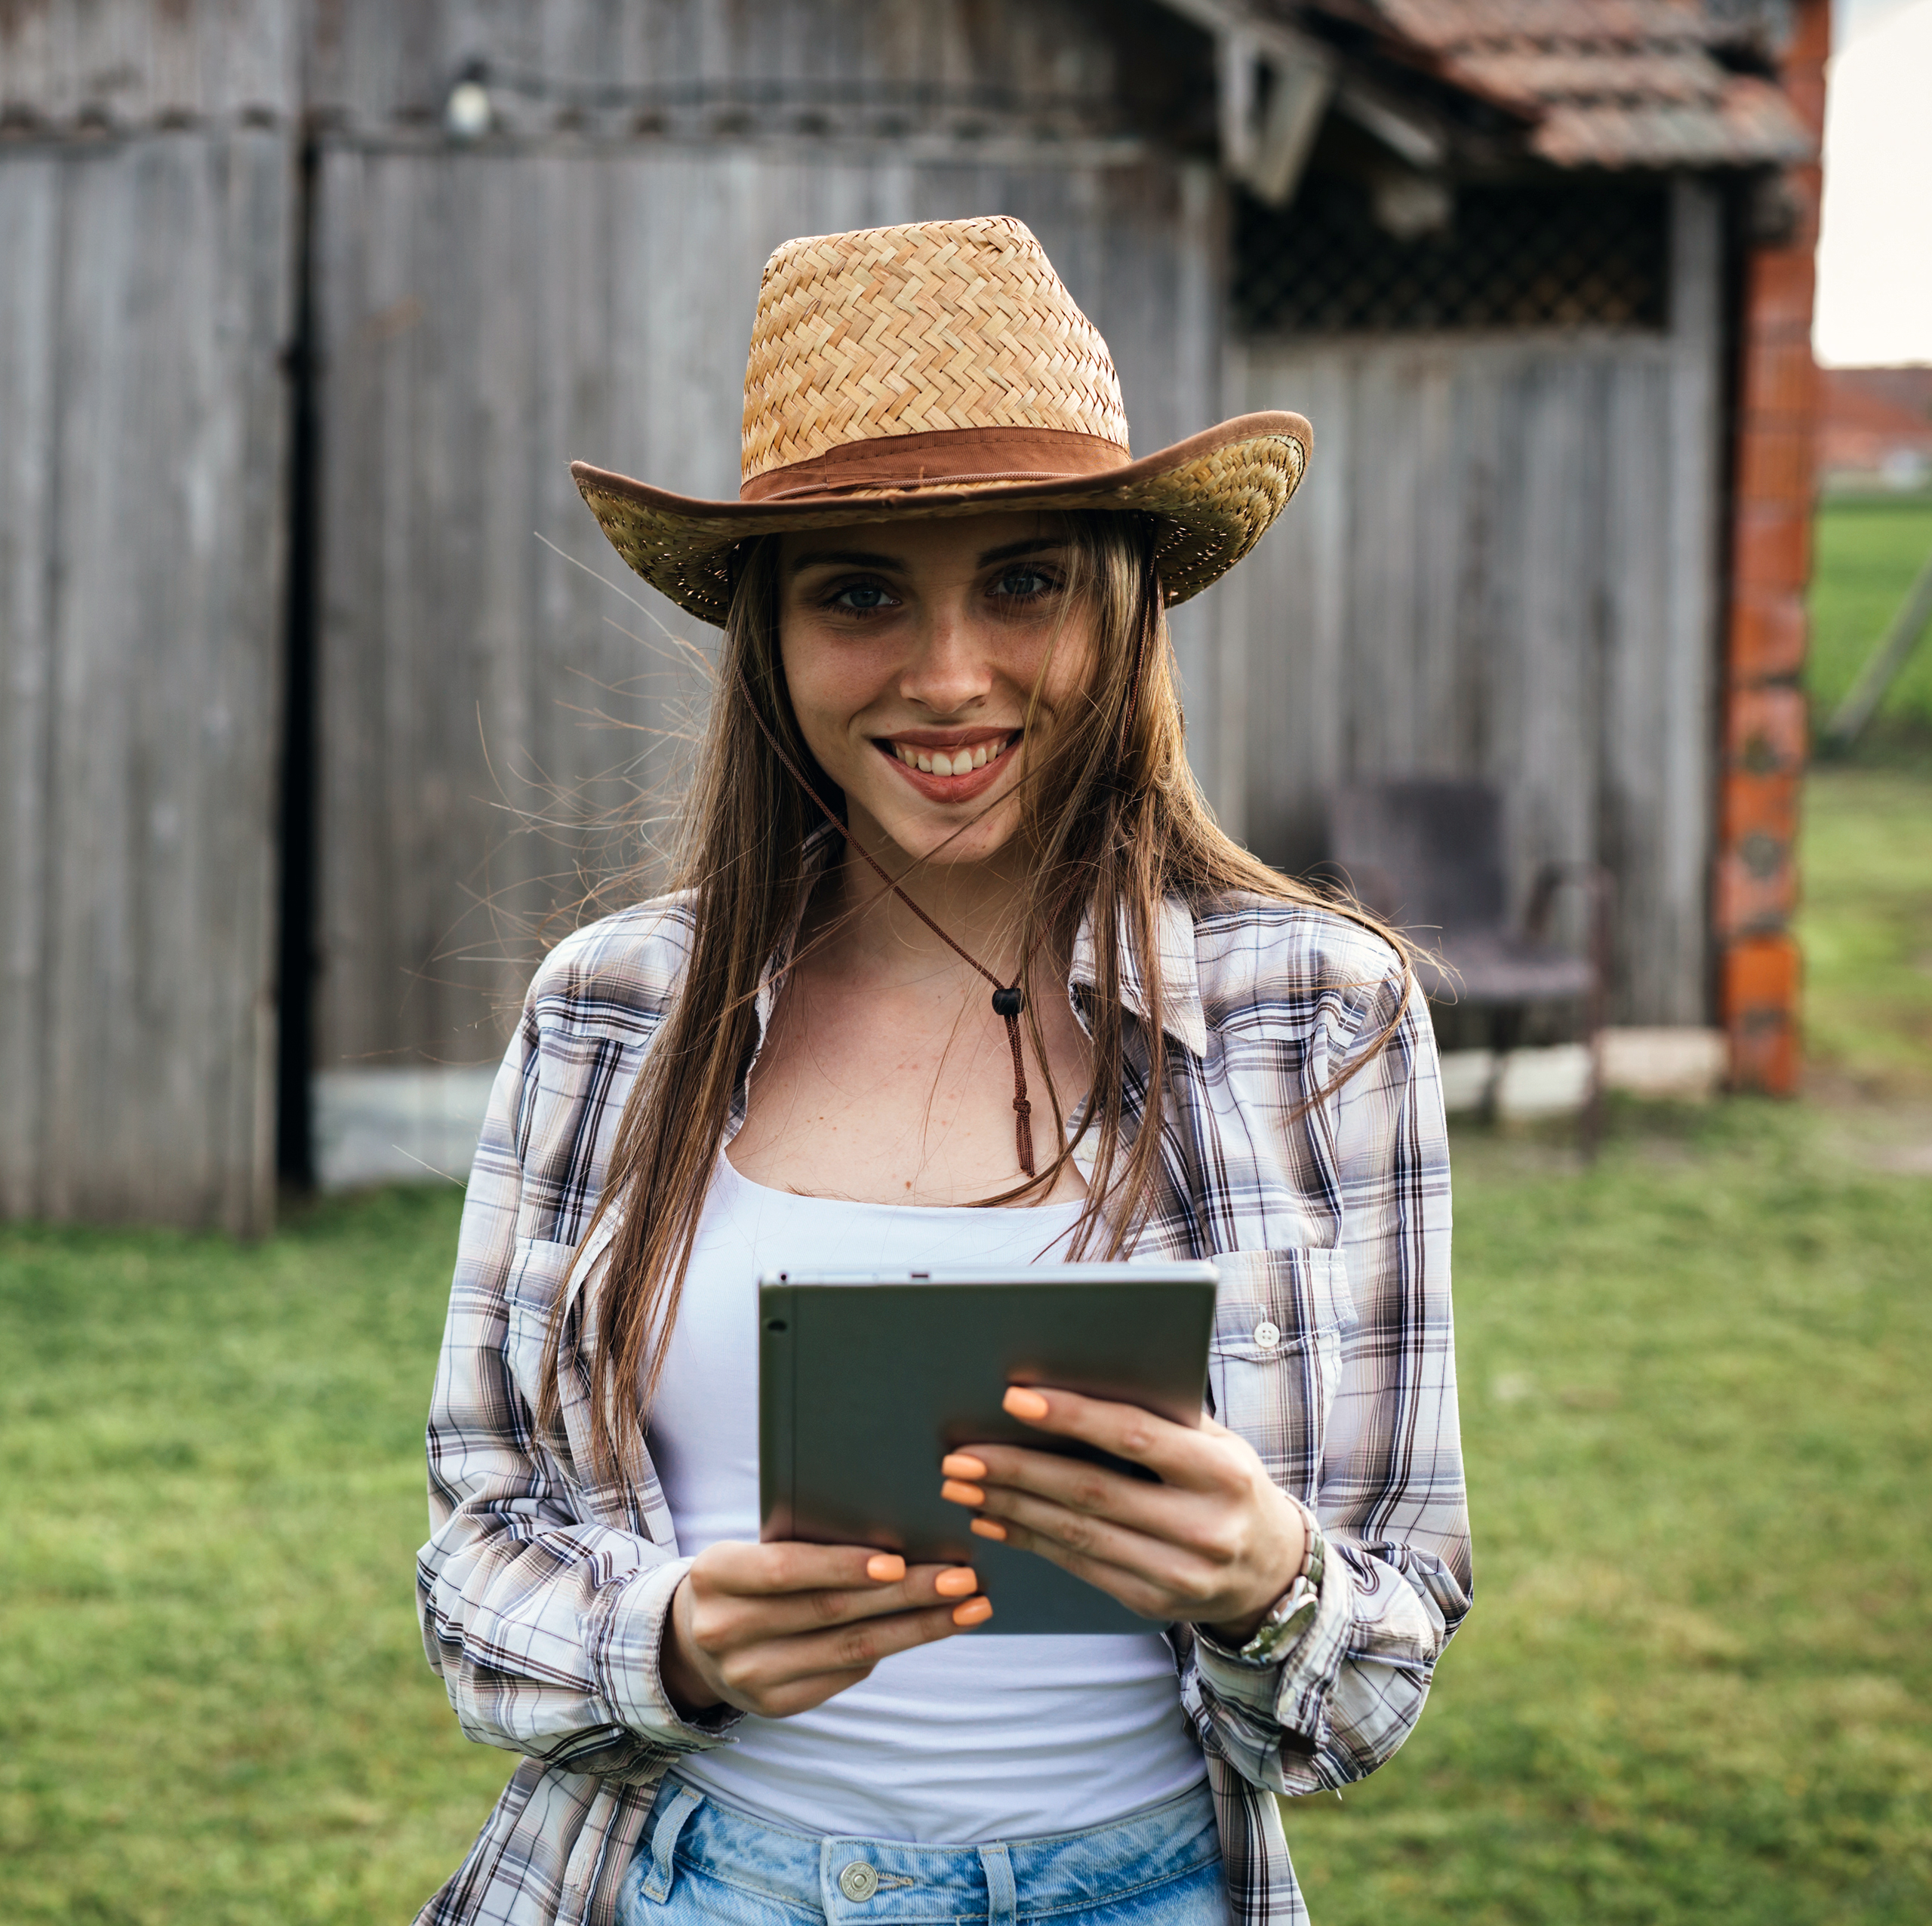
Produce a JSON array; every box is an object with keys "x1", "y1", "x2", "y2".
[
  {"x1": 1808, "y1": 493, "x2": 1932, "y2": 741},
  {"x1": 1283, "y1": 1100, "x2": 1932, "y2": 1924},
  {"x1": 1798, "y1": 768, "x2": 1932, "y2": 1099},
  {"x1": 0, "y1": 1190, "x2": 505, "y2": 1924},
  {"x1": 5, "y1": 1101, "x2": 1927, "y2": 1924}
]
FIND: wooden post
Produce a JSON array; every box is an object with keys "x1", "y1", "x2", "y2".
[{"x1": 1718, "y1": 0, "x2": 1829, "y2": 1095}]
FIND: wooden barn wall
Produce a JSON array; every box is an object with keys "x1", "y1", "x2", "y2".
[
  {"x1": 0, "y1": 129, "x2": 295, "y2": 1232},
  {"x1": 297, "y1": 0, "x2": 1143, "y2": 131},
  {"x1": 0, "y1": 0, "x2": 296, "y2": 128},
  {"x1": 1223, "y1": 181, "x2": 1724, "y2": 1026},
  {"x1": 308, "y1": 1, "x2": 1223, "y2": 1075}
]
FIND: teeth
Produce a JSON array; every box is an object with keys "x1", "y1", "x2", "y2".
[{"x1": 893, "y1": 736, "x2": 1011, "y2": 777}]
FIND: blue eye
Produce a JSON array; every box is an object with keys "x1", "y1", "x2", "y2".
[
  {"x1": 994, "y1": 569, "x2": 1054, "y2": 598},
  {"x1": 830, "y1": 581, "x2": 894, "y2": 612}
]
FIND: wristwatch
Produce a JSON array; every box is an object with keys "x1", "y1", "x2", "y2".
[{"x1": 1232, "y1": 1512, "x2": 1327, "y2": 1666}]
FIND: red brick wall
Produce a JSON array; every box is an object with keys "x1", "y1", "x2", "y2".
[{"x1": 1718, "y1": 0, "x2": 1829, "y2": 1095}]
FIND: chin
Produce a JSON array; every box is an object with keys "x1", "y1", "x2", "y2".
[
  {"x1": 866, "y1": 797, "x2": 1023, "y2": 867},
  {"x1": 888, "y1": 824, "x2": 1017, "y2": 867}
]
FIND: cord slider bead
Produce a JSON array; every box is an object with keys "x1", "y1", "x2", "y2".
[{"x1": 991, "y1": 986, "x2": 1024, "y2": 1018}]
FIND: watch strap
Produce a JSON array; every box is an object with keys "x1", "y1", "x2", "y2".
[{"x1": 1232, "y1": 1511, "x2": 1327, "y2": 1666}]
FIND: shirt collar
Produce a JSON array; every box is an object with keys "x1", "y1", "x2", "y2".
[
  {"x1": 1067, "y1": 894, "x2": 1210, "y2": 1060},
  {"x1": 763, "y1": 824, "x2": 1209, "y2": 1062}
]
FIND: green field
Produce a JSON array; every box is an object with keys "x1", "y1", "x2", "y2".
[
  {"x1": 0, "y1": 1190, "x2": 506, "y2": 1923},
  {"x1": 1283, "y1": 1093, "x2": 1932, "y2": 1923},
  {"x1": 1808, "y1": 493, "x2": 1932, "y2": 743},
  {"x1": 1798, "y1": 768, "x2": 1932, "y2": 1099},
  {"x1": 7, "y1": 1075, "x2": 1930, "y2": 1925}
]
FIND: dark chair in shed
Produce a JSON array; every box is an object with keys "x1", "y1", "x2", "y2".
[{"x1": 1324, "y1": 781, "x2": 1611, "y2": 1145}]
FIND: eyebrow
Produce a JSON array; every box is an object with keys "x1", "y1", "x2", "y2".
[
  {"x1": 975, "y1": 538, "x2": 1066, "y2": 565},
  {"x1": 786, "y1": 537, "x2": 1069, "y2": 577},
  {"x1": 787, "y1": 547, "x2": 903, "y2": 576}
]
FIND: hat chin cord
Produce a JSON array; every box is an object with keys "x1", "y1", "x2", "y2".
[{"x1": 735, "y1": 672, "x2": 1038, "y2": 1180}]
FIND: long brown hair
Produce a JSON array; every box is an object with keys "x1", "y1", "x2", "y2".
[{"x1": 546, "y1": 512, "x2": 1411, "y2": 1481}]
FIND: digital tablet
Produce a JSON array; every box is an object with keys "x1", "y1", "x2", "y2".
[{"x1": 758, "y1": 1262, "x2": 1219, "y2": 1634}]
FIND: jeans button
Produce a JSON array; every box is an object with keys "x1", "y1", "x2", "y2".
[{"x1": 838, "y1": 1862, "x2": 879, "y2": 1902}]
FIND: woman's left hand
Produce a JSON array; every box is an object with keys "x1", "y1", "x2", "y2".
[{"x1": 940, "y1": 1386, "x2": 1309, "y2": 1643}]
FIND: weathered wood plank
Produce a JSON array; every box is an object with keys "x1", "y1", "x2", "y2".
[
  {"x1": 1506, "y1": 354, "x2": 1598, "y2": 917},
  {"x1": 0, "y1": 155, "x2": 60, "y2": 1220},
  {"x1": 300, "y1": 0, "x2": 1138, "y2": 143},
  {"x1": 0, "y1": 130, "x2": 293, "y2": 1230},
  {"x1": 1240, "y1": 307, "x2": 1723, "y2": 1023},
  {"x1": 1657, "y1": 177, "x2": 1722, "y2": 1025},
  {"x1": 0, "y1": 0, "x2": 297, "y2": 129}
]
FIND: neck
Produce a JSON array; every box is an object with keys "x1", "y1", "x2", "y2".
[{"x1": 819, "y1": 807, "x2": 1035, "y2": 989}]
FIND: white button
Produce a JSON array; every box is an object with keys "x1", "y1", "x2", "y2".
[{"x1": 1254, "y1": 1319, "x2": 1282, "y2": 1350}]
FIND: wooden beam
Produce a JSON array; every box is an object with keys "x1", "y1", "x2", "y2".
[
  {"x1": 1216, "y1": 25, "x2": 1261, "y2": 179},
  {"x1": 1158, "y1": 0, "x2": 1335, "y2": 205},
  {"x1": 1333, "y1": 82, "x2": 1444, "y2": 171},
  {"x1": 1249, "y1": 56, "x2": 1332, "y2": 206}
]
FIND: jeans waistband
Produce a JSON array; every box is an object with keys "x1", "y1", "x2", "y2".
[{"x1": 634, "y1": 1773, "x2": 1221, "y2": 1924}]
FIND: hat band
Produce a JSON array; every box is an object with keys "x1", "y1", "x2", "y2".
[{"x1": 738, "y1": 426, "x2": 1131, "y2": 504}]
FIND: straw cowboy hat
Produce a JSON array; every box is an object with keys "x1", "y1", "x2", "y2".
[{"x1": 571, "y1": 214, "x2": 1312, "y2": 626}]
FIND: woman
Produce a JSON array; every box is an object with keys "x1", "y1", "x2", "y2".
[{"x1": 417, "y1": 217, "x2": 1469, "y2": 1926}]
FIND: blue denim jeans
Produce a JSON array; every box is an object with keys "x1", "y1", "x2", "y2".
[{"x1": 617, "y1": 1774, "x2": 1228, "y2": 1926}]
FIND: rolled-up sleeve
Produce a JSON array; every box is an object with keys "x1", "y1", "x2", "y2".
[
  {"x1": 416, "y1": 977, "x2": 740, "y2": 1781},
  {"x1": 1187, "y1": 968, "x2": 1470, "y2": 1795}
]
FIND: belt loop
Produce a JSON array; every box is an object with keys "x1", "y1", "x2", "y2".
[
  {"x1": 978, "y1": 1842, "x2": 1017, "y2": 1926},
  {"x1": 641, "y1": 1779, "x2": 705, "y2": 1904}
]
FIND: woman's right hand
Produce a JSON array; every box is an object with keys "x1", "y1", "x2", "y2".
[{"x1": 661, "y1": 1543, "x2": 990, "y2": 1720}]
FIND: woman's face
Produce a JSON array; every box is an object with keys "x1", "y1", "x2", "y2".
[{"x1": 776, "y1": 512, "x2": 1096, "y2": 866}]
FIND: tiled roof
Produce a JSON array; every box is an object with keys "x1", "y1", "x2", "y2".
[{"x1": 1324, "y1": 0, "x2": 1814, "y2": 168}]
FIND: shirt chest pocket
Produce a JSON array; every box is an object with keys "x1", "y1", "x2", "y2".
[{"x1": 1206, "y1": 1247, "x2": 1356, "y2": 1501}]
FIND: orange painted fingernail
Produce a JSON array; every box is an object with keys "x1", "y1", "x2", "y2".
[
  {"x1": 941, "y1": 1454, "x2": 988, "y2": 1480},
  {"x1": 940, "y1": 1478, "x2": 986, "y2": 1506},
  {"x1": 934, "y1": 1565, "x2": 978, "y2": 1597},
  {"x1": 952, "y1": 1595, "x2": 994, "y2": 1626},
  {"x1": 1003, "y1": 1386, "x2": 1050, "y2": 1421},
  {"x1": 970, "y1": 1518, "x2": 1008, "y2": 1542},
  {"x1": 866, "y1": 1553, "x2": 906, "y2": 1582}
]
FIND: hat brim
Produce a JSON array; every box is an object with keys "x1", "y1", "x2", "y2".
[{"x1": 569, "y1": 412, "x2": 1311, "y2": 628}]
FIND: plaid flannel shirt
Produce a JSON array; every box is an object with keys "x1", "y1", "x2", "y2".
[{"x1": 415, "y1": 844, "x2": 1470, "y2": 1926}]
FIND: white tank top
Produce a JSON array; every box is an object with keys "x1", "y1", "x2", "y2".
[{"x1": 645, "y1": 1152, "x2": 1208, "y2": 1843}]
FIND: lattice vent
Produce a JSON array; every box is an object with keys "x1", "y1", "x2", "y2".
[{"x1": 1236, "y1": 177, "x2": 1671, "y2": 336}]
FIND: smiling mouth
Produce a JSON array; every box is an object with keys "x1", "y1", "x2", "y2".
[
  {"x1": 883, "y1": 733, "x2": 1017, "y2": 778},
  {"x1": 873, "y1": 730, "x2": 1021, "y2": 804}
]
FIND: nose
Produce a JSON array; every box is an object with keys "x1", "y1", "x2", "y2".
[{"x1": 897, "y1": 599, "x2": 993, "y2": 715}]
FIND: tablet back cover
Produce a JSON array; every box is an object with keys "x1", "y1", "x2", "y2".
[{"x1": 759, "y1": 1264, "x2": 1217, "y2": 1635}]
